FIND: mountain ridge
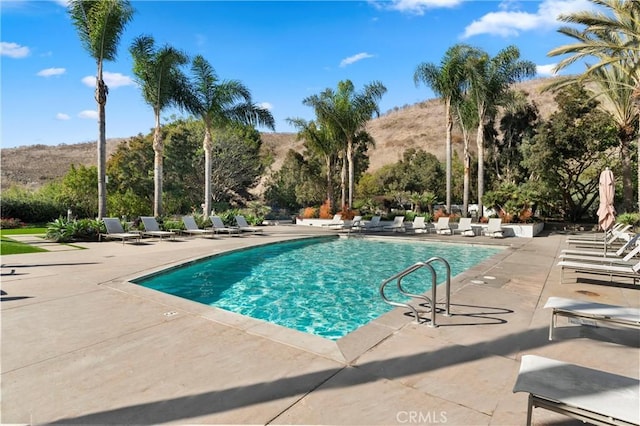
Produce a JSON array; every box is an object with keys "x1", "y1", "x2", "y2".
[{"x1": 1, "y1": 77, "x2": 558, "y2": 191}]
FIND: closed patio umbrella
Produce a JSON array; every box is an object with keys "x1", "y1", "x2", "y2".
[{"x1": 597, "y1": 167, "x2": 616, "y2": 232}]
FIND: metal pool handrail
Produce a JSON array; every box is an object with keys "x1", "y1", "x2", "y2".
[{"x1": 379, "y1": 256, "x2": 452, "y2": 328}]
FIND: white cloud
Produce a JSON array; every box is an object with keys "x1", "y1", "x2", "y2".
[
  {"x1": 78, "y1": 110, "x2": 98, "y2": 120},
  {"x1": 82, "y1": 71, "x2": 134, "y2": 88},
  {"x1": 536, "y1": 64, "x2": 558, "y2": 76},
  {"x1": 56, "y1": 113, "x2": 71, "y2": 120},
  {"x1": 258, "y1": 102, "x2": 273, "y2": 110},
  {"x1": 340, "y1": 52, "x2": 375, "y2": 67},
  {"x1": 37, "y1": 67, "x2": 66, "y2": 77},
  {"x1": 462, "y1": 0, "x2": 596, "y2": 39},
  {"x1": 0, "y1": 42, "x2": 30, "y2": 58},
  {"x1": 382, "y1": 0, "x2": 462, "y2": 15}
]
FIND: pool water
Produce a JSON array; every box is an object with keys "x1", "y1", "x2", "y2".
[{"x1": 134, "y1": 237, "x2": 501, "y2": 340}]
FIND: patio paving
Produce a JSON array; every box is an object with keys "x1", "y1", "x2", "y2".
[{"x1": 1, "y1": 225, "x2": 638, "y2": 425}]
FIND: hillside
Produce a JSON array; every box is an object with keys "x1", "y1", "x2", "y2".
[{"x1": 1, "y1": 78, "x2": 558, "y2": 191}]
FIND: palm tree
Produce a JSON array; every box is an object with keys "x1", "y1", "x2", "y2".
[
  {"x1": 68, "y1": 0, "x2": 134, "y2": 219},
  {"x1": 590, "y1": 66, "x2": 638, "y2": 212},
  {"x1": 465, "y1": 46, "x2": 536, "y2": 218},
  {"x1": 414, "y1": 44, "x2": 478, "y2": 215},
  {"x1": 453, "y1": 95, "x2": 478, "y2": 217},
  {"x1": 187, "y1": 55, "x2": 274, "y2": 216},
  {"x1": 287, "y1": 118, "x2": 340, "y2": 209},
  {"x1": 547, "y1": 0, "x2": 640, "y2": 210},
  {"x1": 130, "y1": 35, "x2": 191, "y2": 217},
  {"x1": 303, "y1": 80, "x2": 386, "y2": 209}
]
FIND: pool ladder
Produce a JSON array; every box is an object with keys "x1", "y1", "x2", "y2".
[{"x1": 379, "y1": 256, "x2": 452, "y2": 327}]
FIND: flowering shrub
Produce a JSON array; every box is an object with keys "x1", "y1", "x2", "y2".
[
  {"x1": 318, "y1": 200, "x2": 333, "y2": 219},
  {"x1": 0, "y1": 217, "x2": 24, "y2": 229},
  {"x1": 302, "y1": 207, "x2": 317, "y2": 218}
]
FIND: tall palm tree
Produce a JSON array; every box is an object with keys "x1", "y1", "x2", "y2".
[
  {"x1": 414, "y1": 44, "x2": 478, "y2": 215},
  {"x1": 68, "y1": 0, "x2": 134, "y2": 219},
  {"x1": 130, "y1": 35, "x2": 191, "y2": 217},
  {"x1": 590, "y1": 66, "x2": 638, "y2": 212},
  {"x1": 287, "y1": 118, "x2": 340, "y2": 209},
  {"x1": 465, "y1": 46, "x2": 536, "y2": 218},
  {"x1": 187, "y1": 55, "x2": 274, "y2": 216},
  {"x1": 547, "y1": 0, "x2": 640, "y2": 210},
  {"x1": 303, "y1": 80, "x2": 386, "y2": 209}
]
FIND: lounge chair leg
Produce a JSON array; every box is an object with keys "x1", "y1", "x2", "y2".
[
  {"x1": 526, "y1": 394, "x2": 534, "y2": 426},
  {"x1": 549, "y1": 310, "x2": 555, "y2": 341}
]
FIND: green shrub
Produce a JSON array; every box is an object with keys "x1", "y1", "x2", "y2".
[
  {"x1": 45, "y1": 217, "x2": 101, "y2": 242},
  {"x1": 617, "y1": 213, "x2": 640, "y2": 228},
  {"x1": 46, "y1": 218, "x2": 74, "y2": 243}
]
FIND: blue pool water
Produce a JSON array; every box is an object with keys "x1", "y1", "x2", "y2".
[{"x1": 134, "y1": 237, "x2": 501, "y2": 340}]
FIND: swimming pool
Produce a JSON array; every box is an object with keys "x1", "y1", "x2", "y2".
[{"x1": 134, "y1": 236, "x2": 502, "y2": 340}]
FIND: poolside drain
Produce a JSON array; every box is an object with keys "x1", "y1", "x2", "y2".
[{"x1": 163, "y1": 311, "x2": 179, "y2": 317}]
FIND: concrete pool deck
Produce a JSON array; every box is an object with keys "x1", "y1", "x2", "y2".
[{"x1": 1, "y1": 225, "x2": 638, "y2": 425}]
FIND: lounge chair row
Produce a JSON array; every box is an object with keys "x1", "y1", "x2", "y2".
[
  {"x1": 324, "y1": 215, "x2": 504, "y2": 237},
  {"x1": 99, "y1": 215, "x2": 262, "y2": 244},
  {"x1": 514, "y1": 297, "x2": 639, "y2": 425}
]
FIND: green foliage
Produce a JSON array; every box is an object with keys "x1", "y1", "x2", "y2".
[
  {"x1": 264, "y1": 150, "x2": 324, "y2": 211},
  {"x1": 616, "y1": 213, "x2": 640, "y2": 227},
  {"x1": 162, "y1": 218, "x2": 184, "y2": 231},
  {"x1": 46, "y1": 218, "x2": 74, "y2": 243},
  {"x1": 46, "y1": 218, "x2": 102, "y2": 242},
  {"x1": 521, "y1": 84, "x2": 619, "y2": 221},
  {"x1": 0, "y1": 187, "x2": 66, "y2": 223},
  {"x1": 357, "y1": 149, "x2": 444, "y2": 212},
  {"x1": 41, "y1": 164, "x2": 99, "y2": 218}
]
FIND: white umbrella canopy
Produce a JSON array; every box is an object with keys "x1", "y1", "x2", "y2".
[{"x1": 596, "y1": 168, "x2": 616, "y2": 231}]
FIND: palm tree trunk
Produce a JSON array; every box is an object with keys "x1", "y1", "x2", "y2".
[
  {"x1": 476, "y1": 121, "x2": 485, "y2": 219},
  {"x1": 340, "y1": 153, "x2": 346, "y2": 209},
  {"x1": 326, "y1": 155, "x2": 333, "y2": 210},
  {"x1": 445, "y1": 99, "x2": 452, "y2": 214},
  {"x1": 347, "y1": 138, "x2": 354, "y2": 209},
  {"x1": 621, "y1": 137, "x2": 632, "y2": 212},
  {"x1": 153, "y1": 111, "x2": 163, "y2": 217},
  {"x1": 203, "y1": 125, "x2": 213, "y2": 216},
  {"x1": 463, "y1": 151, "x2": 470, "y2": 217},
  {"x1": 95, "y1": 64, "x2": 108, "y2": 219}
]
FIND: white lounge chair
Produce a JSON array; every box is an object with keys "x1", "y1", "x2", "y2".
[
  {"x1": 513, "y1": 355, "x2": 639, "y2": 426},
  {"x1": 210, "y1": 215, "x2": 240, "y2": 236},
  {"x1": 454, "y1": 217, "x2": 475, "y2": 237},
  {"x1": 182, "y1": 215, "x2": 215, "y2": 238},
  {"x1": 565, "y1": 223, "x2": 630, "y2": 242},
  {"x1": 558, "y1": 244, "x2": 640, "y2": 265},
  {"x1": 566, "y1": 226, "x2": 633, "y2": 248},
  {"x1": 235, "y1": 215, "x2": 264, "y2": 234},
  {"x1": 434, "y1": 217, "x2": 451, "y2": 235},
  {"x1": 557, "y1": 258, "x2": 640, "y2": 284},
  {"x1": 544, "y1": 296, "x2": 640, "y2": 340},
  {"x1": 483, "y1": 218, "x2": 503, "y2": 238},
  {"x1": 140, "y1": 216, "x2": 176, "y2": 240},
  {"x1": 384, "y1": 216, "x2": 405, "y2": 232},
  {"x1": 405, "y1": 216, "x2": 427, "y2": 233},
  {"x1": 100, "y1": 218, "x2": 140, "y2": 244},
  {"x1": 362, "y1": 216, "x2": 383, "y2": 232},
  {"x1": 321, "y1": 214, "x2": 343, "y2": 229},
  {"x1": 339, "y1": 215, "x2": 363, "y2": 233},
  {"x1": 561, "y1": 233, "x2": 640, "y2": 258}
]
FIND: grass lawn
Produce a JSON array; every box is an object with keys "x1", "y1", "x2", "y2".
[
  {"x1": 0, "y1": 227, "x2": 47, "y2": 236},
  {"x1": 1, "y1": 236, "x2": 48, "y2": 255}
]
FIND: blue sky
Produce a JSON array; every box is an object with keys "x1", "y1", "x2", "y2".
[{"x1": 1, "y1": 0, "x2": 597, "y2": 148}]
